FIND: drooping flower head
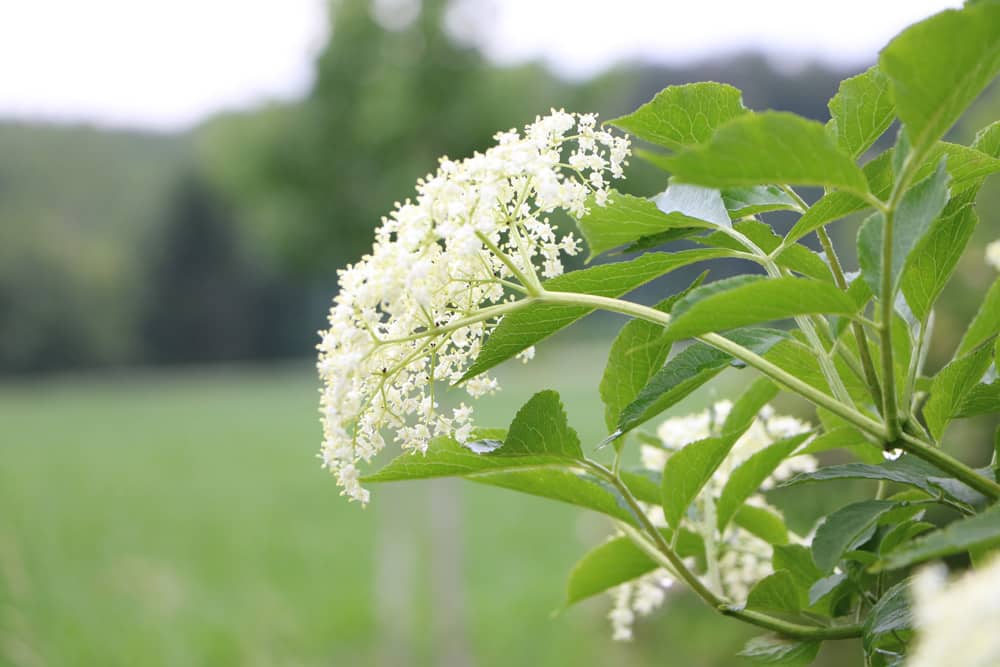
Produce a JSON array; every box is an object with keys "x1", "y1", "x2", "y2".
[{"x1": 317, "y1": 111, "x2": 630, "y2": 503}]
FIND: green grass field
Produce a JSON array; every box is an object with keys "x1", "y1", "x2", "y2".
[{"x1": 1, "y1": 341, "x2": 858, "y2": 666}]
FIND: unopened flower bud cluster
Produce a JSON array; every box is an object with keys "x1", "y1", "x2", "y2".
[
  {"x1": 609, "y1": 400, "x2": 818, "y2": 639},
  {"x1": 317, "y1": 111, "x2": 629, "y2": 503}
]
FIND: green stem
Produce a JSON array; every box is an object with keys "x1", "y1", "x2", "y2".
[
  {"x1": 878, "y1": 205, "x2": 901, "y2": 441},
  {"x1": 586, "y1": 461, "x2": 861, "y2": 641},
  {"x1": 817, "y1": 226, "x2": 883, "y2": 408},
  {"x1": 540, "y1": 289, "x2": 888, "y2": 440}
]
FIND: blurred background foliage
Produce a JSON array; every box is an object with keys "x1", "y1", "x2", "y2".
[
  {"x1": 0, "y1": 0, "x2": 879, "y2": 374},
  {"x1": 1, "y1": 1, "x2": 998, "y2": 665}
]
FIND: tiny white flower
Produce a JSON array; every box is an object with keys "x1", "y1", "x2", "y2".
[{"x1": 986, "y1": 240, "x2": 1000, "y2": 271}]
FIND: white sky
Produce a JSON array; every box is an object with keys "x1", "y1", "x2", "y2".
[{"x1": 0, "y1": 0, "x2": 963, "y2": 132}]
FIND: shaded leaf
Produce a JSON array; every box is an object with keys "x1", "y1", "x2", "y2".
[
  {"x1": 738, "y1": 635, "x2": 821, "y2": 666},
  {"x1": 812, "y1": 500, "x2": 897, "y2": 572},
  {"x1": 746, "y1": 570, "x2": 801, "y2": 613},
  {"x1": 923, "y1": 343, "x2": 994, "y2": 440},
  {"x1": 599, "y1": 272, "x2": 707, "y2": 431},
  {"x1": 827, "y1": 65, "x2": 895, "y2": 158},
  {"x1": 734, "y1": 504, "x2": 790, "y2": 546},
  {"x1": 721, "y1": 185, "x2": 799, "y2": 217},
  {"x1": 863, "y1": 581, "x2": 912, "y2": 653},
  {"x1": 617, "y1": 328, "x2": 786, "y2": 434},
  {"x1": 875, "y1": 503, "x2": 1000, "y2": 571},
  {"x1": 566, "y1": 537, "x2": 656, "y2": 605},
  {"x1": 954, "y1": 381, "x2": 1000, "y2": 418},
  {"x1": 957, "y1": 278, "x2": 1000, "y2": 356}
]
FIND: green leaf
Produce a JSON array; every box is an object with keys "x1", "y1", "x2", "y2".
[
  {"x1": 781, "y1": 455, "x2": 981, "y2": 505},
  {"x1": 954, "y1": 381, "x2": 1000, "y2": 418},
  {"x1": 608, "y1": 82, "x2": 748, "y2": 151},
  {"x1": 717, "y1": 433, "x2": 811, "y2": 531},
  {"x1": 863, "y1": 581, "x2": 912, "y2": 654},
  {"x1": 879, "y1": 2, "x2": 1000, "y2": 158},
  {"x1": 879, "y1": 520, "x2": 935, "y2": 556},
  {"x1": 599, "y1": 272, "x2": 707, "y2": 431},
  {"x1": 857, "y1": 160, "x2": 951, "y2": 295},
  {"x1": 875, "y1": 503, "x2": 1000, "y2": 571},
  {"x1": 746, "y1": 570, "x2": 801, "y2": 613},
  {"x1": 500, "y1": 390, "x2": 582, "y2": 459},
  {"x1": 696, "y1": 219, "x2": 833, "y2": 282},
  {"x1": 772, "y1": 545, "x2": 824, "y2": 609},
  {"x1": 923, "y1": 343, "x2": 994, "y2": 440},
  {"x1": 462, "y1": 250, "x2": 727, "y2": 381},
  {"x1": 827, "y1": 65, "x2": 896, "y2": 158},
  {"x1": 957, "y1": 278, "x2": 1000, "y2": 356},
  {"x1": 721, "y1": 185, "x2": 799, "y2": 217},
  {"x1": 469, "y1": 467, "x2": 636, "y2": 524},
  {"x1": 663, "y1": 112, "x2": 869, "y2": 196},
  {"x1": 785, "y1": 150, "x2": 894, "y2": 244},
  {"x1": 733, "y1": 504, "x2": 790, "y2": 546},
  {"x1": 738, "y1": 635, "x2": 821, "y2": 666},
  {"x1": 808, "y1": 573, "x2": 848, "y2": 608},
  {"x1": 812, "y1": 500, "x2": 897, "y2": 572},
  {"x1": 660, "y1": 436, "x2": 731, "y2": 529},
  {"x1": 664, "y1": 276, "x2": 859, "y2": 341},
  {"x1": 900, "y1": 197, "x2": 979, "y2": 321},
  {"x1": 720, "y1": 376, "x2": 779, "y2": 437},
  {"x1": 566, "y1": 537, "x2": 656, "y2": 605},
  {"x1": 617, "y1": 328, "x2": 786, "y2": 434},
  {"x1": 363, "y1": 436, "x2": 564, "y2": 483},
  {"x1": 576, "y1": 191, "x2": 721, "y2": 260}
]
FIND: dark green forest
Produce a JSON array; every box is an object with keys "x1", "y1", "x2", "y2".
[{"x1": 2, "y1": 0, "x2": 994, "y2": 374}]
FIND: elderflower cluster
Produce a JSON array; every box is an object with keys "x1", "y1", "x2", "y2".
[
  {"x1": 987, "y1": 239, "x2": 1000, "y2": 271},
  {"x1": 609, "y1": 400, "x2": 818, "y2": 639},
  {"x1": 907, "y1": 556, "x2": 1000, "y2": 667},
  {"x1": 317, "y1": 111, "x2": 629, "y2": 503}
]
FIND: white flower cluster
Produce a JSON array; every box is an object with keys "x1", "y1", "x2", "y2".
[
  {"x1": 986, "y1": 239, "x2": 1000, "y2": 271},
  {"x1": 317, "y1": 111, "x2": 630, "y2": 503},
  {"x1": 609, "y1": 400, "x2": 818, "y2": 639},
  {"x1": 907, "y1": 556, "x2": 1000, "y2": 667}
]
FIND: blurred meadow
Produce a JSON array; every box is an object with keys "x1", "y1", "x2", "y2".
[{"x1": 1, "y1": 1, "x2": 997, "y2": 665}]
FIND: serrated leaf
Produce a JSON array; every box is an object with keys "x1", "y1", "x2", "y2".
[
  {"x1": 363, "y1": 436, "x2": 564, "y2": 483},
  {"x1": 738, "y1": 635, "x2": 821, "y2": 666},
  {"x1": 781, "y1": 455, "x2": 981, "y2": 507},
  {"x1": 565, "y1": 537, "x2": 657, "y2": 605},
  {"x1": 785, "y1": 150, "x2": 894, "y2": 244},
  {"x1": 746, "y1": 570, "x2": 802, "y2": 613},
  {"x1": 576, "y1": 191, "x2": 721, "y2": 260},
  {"x1": 717, "y1": 433, "x2": 811, "y2": 531},
  {"x1": 827, "y1": 65, "x2": 895, "y2": 158},
  {"x1": 923, "y1": 343, "x2": 994, "y2": 440},
  {"x1": 660, "y1": 436, "x2": 731, "y2": 529},
  {"x1": 663, "y1": 112, "x2": 869, "y2": 196},
  {"x1": 879, "y1": 520, "x2": 935, "y2": 556},
  {"x1": 857, "y1": 160, "x2": 951, "y2": 295},
  {"x1": 462, "y1": 250, "x2": 727, "y2": 381},
  {"x1": 879, "y1": 2, "x2": 1000, "y2": 158},
  {"x1": 664, "y1": 276, "x2": 859, "y2": 341},
  {"x1": 957, "y1": 278, "x2": 1000, "y2": 356},
  {"x1": 900, "y1": 197, "x2": 979, "y2": 321},
  {"x1": 599, "y1": 272, "x2": 707, "y2": 431},
  {"x1": 617, "y1": 328, "x2": 786, "y2": 435},
  {"x1": 608, "y1": 82, "x2": 748, "y2": 151},
  {"x1": 875, "y1": 503, "x2": 1000, "y2": 571},
  {"x1": 954, "y1": 380, "x2": 1000, "y2": 418},
  {"x1": 721, "y1": 185, "x2": 799, "y2": 217},
  {"x1": 863, "y1": 581, "x2": 912, "y2": 653},
  {"x1": 733, "y1": 503, "x2": 790, "y2": 546},
  {"x1": 812, "y1": 500, "x2": 897, "y2": 572},
  {"x1": 500, "y1": 390, "x2": 582, "y2": 459}
]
